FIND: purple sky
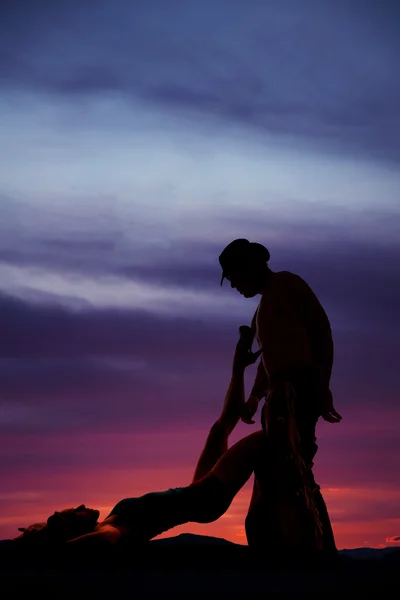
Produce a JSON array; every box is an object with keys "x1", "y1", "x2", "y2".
[{"x1": 0, "y1": 0, "x2": 399, "y2": 548}]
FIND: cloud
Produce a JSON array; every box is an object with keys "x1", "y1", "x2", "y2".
[
  {"x1": 0, "y1": 283, "x2": 399, "y2": 439},
  {"x1": 386, "y1": 536, "x2": 400, "y2": 543},
  {"x1": 318, "y1": 487, "x2": 400, "y2": 524},
  {"x1": 0, "y1": 291, "x2": 245, "y2": 434},
  {"x1": 0, "y1": 194, "x2": 399, "y2": 439},
  {"x1": 0, "y1": 429, "x2": 206, "y2": 477},
  {"x1": 1, "y1": 194, "x2": 400, "y2": 332},
  {"x1": 1, "y1": 0, "x2": 399, "y2": 547},
  {"x1": 0, "y1": 291, "x2": 235, "y2": 359},
  {"x1": 314, "y1": 411, "x2": 400, "y2": 491},
  {"x1": 1, "y1": 0, "x2": 399, "y2": 161}
]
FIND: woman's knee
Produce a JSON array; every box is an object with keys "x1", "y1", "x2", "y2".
[
  {"x1": 210, "y1": 430, "x2": 265, "y2": 487},
  {"x1": 236, "y1": 430, "x2": 266, "y2": 460},
  {"x1": 188, "y1": 475, "x2": 233, "y2": 523}
]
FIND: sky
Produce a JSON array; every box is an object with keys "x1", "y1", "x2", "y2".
[{"x1": 0, "y1": 0, "x2": 399, "y2": 549}]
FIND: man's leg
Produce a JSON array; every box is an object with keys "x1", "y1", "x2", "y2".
[{"x1": 260, "y1": 378, "x2": 330, "y2": 552}]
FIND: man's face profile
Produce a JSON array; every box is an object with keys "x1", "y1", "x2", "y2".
[{"x1": 226, "y1": 267, "x2": 259, "y2": 298}]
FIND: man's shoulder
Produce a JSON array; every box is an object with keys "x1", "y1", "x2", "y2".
[
  {"x1": 275, "y1": 270, "x2": 301, "y2": 280},
  {"x1": 275, "y1": 271, "x2": 309, "y2": 288},
  {"x1": 273, "y1": 271, "x2": 316, "y2": 302}
]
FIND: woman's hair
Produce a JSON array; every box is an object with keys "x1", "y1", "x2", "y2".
[
  {"x1": 16, "y1": 509, "x2": 96, "y2": 545},
  {"x1": 16, "y1": 521, "x2": 61, "y2": 545}
]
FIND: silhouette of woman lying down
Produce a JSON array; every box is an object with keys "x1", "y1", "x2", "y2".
[{"x1": 14, "y1": 326, "x2": 337, "y2": 556}]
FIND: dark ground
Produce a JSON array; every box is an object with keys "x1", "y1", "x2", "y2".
[{"x1": 1, "y1": 533, "x2": 399, "y2": 599}]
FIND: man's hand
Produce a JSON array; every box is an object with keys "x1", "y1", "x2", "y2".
[
  {"x1": 240, "y1": 395, "x2": 259, "y2": 424},
  {"x1": 320, "y1": 388, "x2": 342, "y2": 423},
  {"x1": 232, "y1": 325, "x2": 263, "y2": 372}
]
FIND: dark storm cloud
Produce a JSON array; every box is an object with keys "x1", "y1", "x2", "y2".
[{"x1": 1, "y1": 0, "x2": 399, "y2": 161}]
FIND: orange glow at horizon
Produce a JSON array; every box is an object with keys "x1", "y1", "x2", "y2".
[
  {"x1": 2, "y1": 464, "x2": 400, "y2": 550},
  {"x1": 1, "y1": 420, "x2": 399, "y2": 550}
]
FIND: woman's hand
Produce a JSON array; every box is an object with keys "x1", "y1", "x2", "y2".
[{"x1": 232, "y1": 325, "x2": 263, "y2": 372}]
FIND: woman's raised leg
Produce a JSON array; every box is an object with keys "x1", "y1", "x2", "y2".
[
  {"x1": 207, "y1": 430, "x2": 265, "y2": 497},
  {"x1": 72, "y1": 429, "x2": 266, "y2": 547},
  {"x1": 191, "y1": 371, "x2": 246, "y2": 483},
  {"x1": 191, "y1": 325, "x2": 260, "y2": 483}
]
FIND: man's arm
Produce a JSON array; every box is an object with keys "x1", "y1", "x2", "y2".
[
  {"x1": 290, "y1": 274, "x2": 334, "y2": 389},
  {"x1": 287, "y1": 273, "x2": 341, "y2": 423},
  {"x1": 249, "y1": 359, "x2": 270, "y2": 400},
  {"x1": 248, "y1": 307, "x2": 269, "y2": 401},
  {"x1": 240, "y1": 358, "x2": 269, "y2": 425},
  {"x1": 240, "y1": 307, "x2": 270, "y2": 424}
]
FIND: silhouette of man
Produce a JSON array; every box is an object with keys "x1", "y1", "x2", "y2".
[
  {"x1": 219, "y1": 238, "x2": 341, "y2": 552},
  {"x1": 219, "y1": 238, "x2": 341, "y2": 424}
]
